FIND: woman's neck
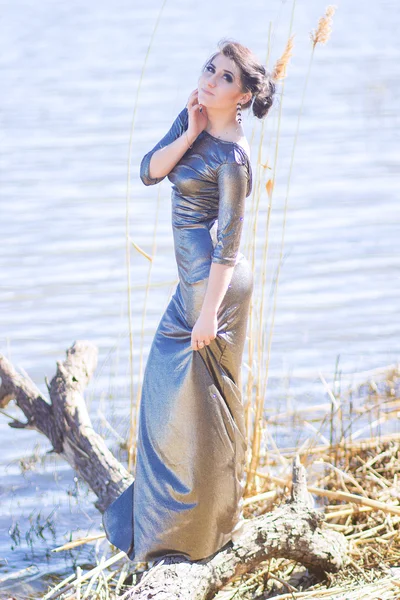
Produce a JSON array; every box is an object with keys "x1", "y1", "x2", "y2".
[
  {"x1": 204, "y1": 109, "x2": 243, "y2": 139},
  {"x1": 205, "y1": 121, "x2": 244, "y2": 142}
]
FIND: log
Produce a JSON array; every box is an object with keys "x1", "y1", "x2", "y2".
[
  {"x1": 119, "y1": 456, "x2": 348, "y2": 599},
  {"x1": 0, "y1": 341, "x2": 131, "y2": 511},
  {"x1": 0, "y1": 343, "x2": 349, "y2": 599}
]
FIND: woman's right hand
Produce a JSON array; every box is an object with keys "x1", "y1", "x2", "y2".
[{"x1": 185, "y1": 89, "x2": 208, "y2": 144}]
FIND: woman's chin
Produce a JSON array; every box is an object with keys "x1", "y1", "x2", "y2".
[{"x1": 198, "y1": 92, "x2": 214, "y2": 105}]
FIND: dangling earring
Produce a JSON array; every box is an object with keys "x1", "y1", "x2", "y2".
[{"x1": 236, "y1": 101, "x2": 242, "y2": 124}]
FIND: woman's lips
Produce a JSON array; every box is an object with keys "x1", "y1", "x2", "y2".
[{"x1": 201, "y1": 88, "x2": 214, "y2": 96}]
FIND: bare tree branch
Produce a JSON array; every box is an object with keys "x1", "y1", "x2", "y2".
[{"x1": 0, "y1": 342, "x2": 132, "y2": 511}]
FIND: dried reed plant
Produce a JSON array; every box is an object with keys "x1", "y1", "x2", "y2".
[
  {"x1": 310, "y1": 5, "x2": 337, "y2": 49},
  {"x1": 244, "y1": 1, "x2": 338, "y2": 495},
  {"x1": 271, "y1": 35, "x2": 295, "y2": 82},
  {"x1": 243, "y1": 3, "x2": 297, "y2": 495}
]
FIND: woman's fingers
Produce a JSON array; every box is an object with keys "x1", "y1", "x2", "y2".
[
  {"x1": 191, "y1": 337, "x2": 212, "y2": 351},
  {"x1": 186, "y1": 89, "x2": 199, "y2": 110}
]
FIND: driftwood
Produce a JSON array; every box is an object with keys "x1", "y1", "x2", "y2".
[
  {"x1": 0, "y1": 341, "x2": 349, "y2": 599},
  {"x1": 0, "y1": 341, "x2": 132, "y2": 512},
  {"x1": 120, "y1": 457, "x2": 348, "y2": 600}
]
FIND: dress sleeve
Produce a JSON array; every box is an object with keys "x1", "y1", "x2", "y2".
[
  {"x1": 139, "y1": 107, "x2": 188, "y2": 186},
  {"x1": 210, "y1": 161, "x2": 249, "y2": 266}
]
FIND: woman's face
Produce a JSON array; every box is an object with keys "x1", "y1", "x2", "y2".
[{"x1": 197, "y1": 53, "x2": 251, "y2": 111}]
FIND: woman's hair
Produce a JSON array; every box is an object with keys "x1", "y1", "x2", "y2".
[{"x1": 202, "y1": 38, "x2": 276, "y2": 120}]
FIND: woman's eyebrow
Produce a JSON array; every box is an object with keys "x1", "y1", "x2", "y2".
[{"x1": 209, "y1": 61, "x2": 235, "y2": 77}]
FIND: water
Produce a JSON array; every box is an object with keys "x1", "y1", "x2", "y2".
[{"x1": 1, "y1": 0, "x2": 399, "y2": 596}]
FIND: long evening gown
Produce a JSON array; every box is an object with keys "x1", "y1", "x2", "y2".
[{"x1": 102, "y1": 106, "x2": 254, "y2": 563}]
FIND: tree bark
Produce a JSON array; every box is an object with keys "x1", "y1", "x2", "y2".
[
  {"x1": 0, "y1": 341, "x2": 131, "y2": 511},
  {"x1": 0, "y1": 342, "x2": 349, "y2": 599}
]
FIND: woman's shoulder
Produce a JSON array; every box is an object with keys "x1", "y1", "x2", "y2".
[
  {"x1": 228, "y1": 142, "x2": 251, "y2": 167},
  {"x1": 234, "y1": 137, "x2": 251, "y2": 162},
  {"x1": 220, "y1": 140, "x2": 252, "y2": 175},
  {"x1": 215, "y1": 143, "x2": 253, "y2": 197}
]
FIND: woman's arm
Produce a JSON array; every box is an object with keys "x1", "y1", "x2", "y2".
[
  {"x1": 190, "y1": 262, "x2": 234, "y2": 351},
  {"x1": 203, "y1": 161, "x2": 248, "y2": 313},
  {"x1": 145, "y1": 132, "x2": 194, "y2": 182},
  {"x1": 140, "y1": 107, "x2": 195, "y2": 186},
  {"x1": 191, "y1": 160, "x2": 249, "y2": 350},
  {"x1": 200, "y1": 262, "x2": 236, "y2": 316}
]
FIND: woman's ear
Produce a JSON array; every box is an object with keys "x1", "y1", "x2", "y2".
[{"x1": 241, "y1": 92, "x2": 252, "y2": 105}]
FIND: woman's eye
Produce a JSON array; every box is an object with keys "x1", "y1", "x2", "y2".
[{"x1": 206, "y1": 65, "x2": 233, "y2": 82}]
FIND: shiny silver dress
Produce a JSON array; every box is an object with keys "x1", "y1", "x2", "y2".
[{"x1": 102, "y1": 106, "x2": 254, "y2": 563}]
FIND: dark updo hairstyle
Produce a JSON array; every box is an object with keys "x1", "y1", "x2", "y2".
[{"x1": 202, "y1": 38, "x2": 276, "y2": 120}]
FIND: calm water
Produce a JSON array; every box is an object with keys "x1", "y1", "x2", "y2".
[{"x1": 1, "y1": 0, "x2": 399, "y2": 596}]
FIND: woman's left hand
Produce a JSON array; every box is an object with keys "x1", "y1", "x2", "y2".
[{"x1": 191, "y1": 311, "x2": 218, "y2": 351}]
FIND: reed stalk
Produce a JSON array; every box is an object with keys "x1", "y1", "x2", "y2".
[
  {"x1": 125, "y1": 0, "x2": 169, "y2": 472},
  {"x1": 246, "y1": 1, "x2": 297, "y2": 494}
]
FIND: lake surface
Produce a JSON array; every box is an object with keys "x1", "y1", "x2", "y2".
[{"x1": 1, "y1": 0, "x2": 399, "y2": 596}]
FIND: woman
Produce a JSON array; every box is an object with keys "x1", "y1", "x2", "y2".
[{"x1": 102, "y1": 38, "x2": 276, "y2": 565}]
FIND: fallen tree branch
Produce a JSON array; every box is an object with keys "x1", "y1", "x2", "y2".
[
  {"x1": 119, "y1": 456, "x2": 348, "y2": 599},
  {"x1": 0, "y1": 342, "x2": 131, "y2": 511}
]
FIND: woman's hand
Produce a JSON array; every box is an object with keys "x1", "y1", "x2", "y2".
[
  {"x1": 185, "y1": 89, "x2": 208, "y2": 144},
  {"x1": 191, "y1": 310, "x2": 218, "y2": 351}
]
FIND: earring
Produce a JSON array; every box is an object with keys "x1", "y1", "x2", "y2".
[{"x1": 236, "y1": 101, "x2": 242, "y2": 124}]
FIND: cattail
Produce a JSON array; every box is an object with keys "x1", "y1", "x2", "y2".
[
  {"x1": 310, "y1": 5, "x2": 337, "y2": 49},
  {"x1": 271, "y1": 35, "x2": 295, "y2": 82}
]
